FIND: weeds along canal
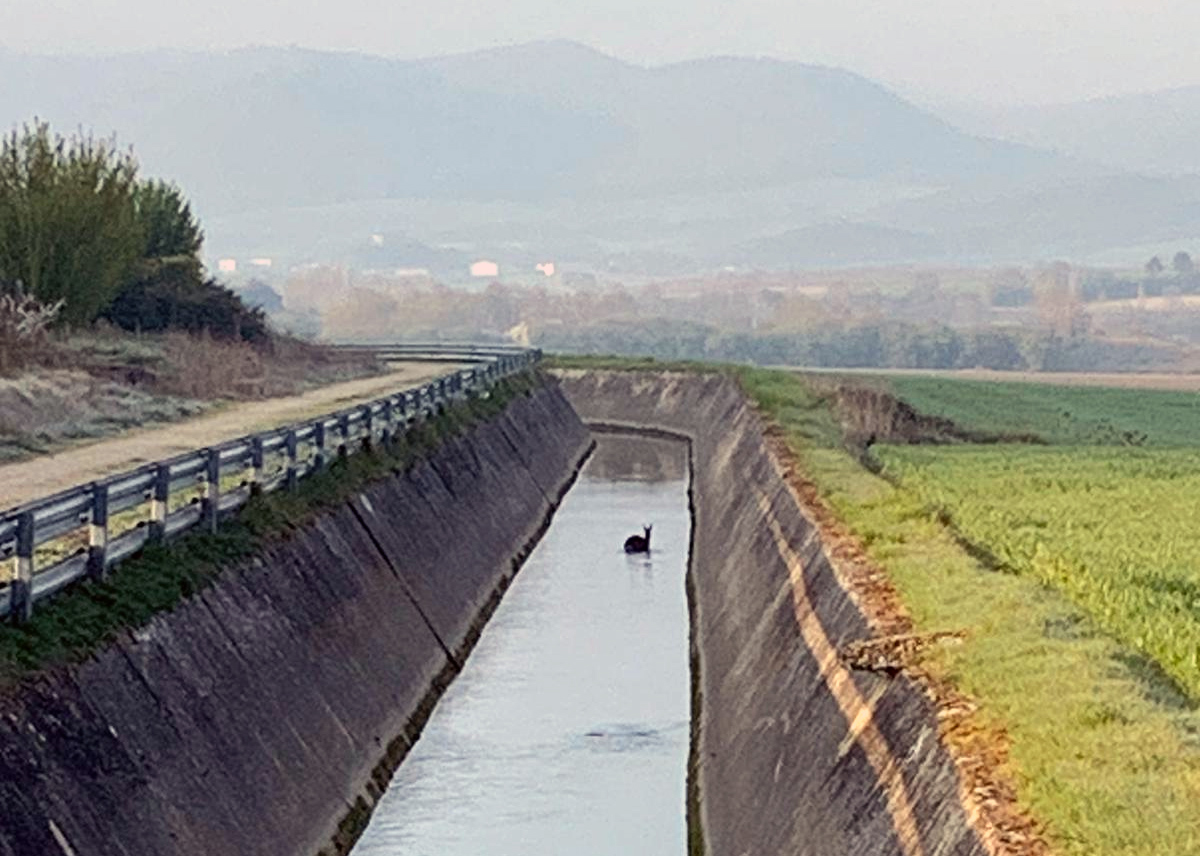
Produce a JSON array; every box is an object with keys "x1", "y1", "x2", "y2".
[{"x1": 351, "y1": 434, "x2": 693, "y2": 856}]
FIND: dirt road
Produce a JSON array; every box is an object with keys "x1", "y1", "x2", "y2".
[
  {"x1": 793, "y1": 366, "x2": 1200, "y2": 391},
  {"x1": 0, "y1": 363, "x2": 459, "y2": 510}
]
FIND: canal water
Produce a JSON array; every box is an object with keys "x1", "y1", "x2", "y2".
[{"x1": 352, "y1": 434, "x2": 692, "y2": 856}]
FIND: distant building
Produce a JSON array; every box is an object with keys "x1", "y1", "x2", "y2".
[
  {"x1": 506, "y1": 321, "x2": 530, "y2": 346},
  {"x1": 535, "y1": 262, "x2": 556, "y2": 277},
  {"x1": 470, "y1": 260, "x2": 500, "y2": 278},
  {"x1": 218, "y1": 259, "x2": 237, "y2": 273},
  {"x1": 249, "y1": 258, "x2": 273, "y2": 269}
]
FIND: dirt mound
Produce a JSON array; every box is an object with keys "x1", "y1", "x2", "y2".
[{"x1": 835, "y1": 385, "x2": 1042, "y2": 451}]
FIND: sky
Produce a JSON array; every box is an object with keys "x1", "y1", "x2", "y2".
[{"x1": 3, "y1": 0, "x2": 1199, "y2": 105}]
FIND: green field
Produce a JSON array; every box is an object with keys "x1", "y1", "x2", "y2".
[
  {"x1": 881, "y1": 375, "x2": 1200, "y2": 446},
  {"x1": 878, "y1": 445, "x2": 1200, "y2": 697},
  {"x1": 743, "y1": 368, "x2": 1200, "y2": 855}
]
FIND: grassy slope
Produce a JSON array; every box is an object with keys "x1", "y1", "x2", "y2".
[{"x1": 553, "y1": 357, "x2": 1200, "y2": 855}]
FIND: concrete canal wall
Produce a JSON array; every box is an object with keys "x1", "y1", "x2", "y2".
[
  {"x1": 0, "y1": 378, "x2": 591, "y2": 856},
  {"x1": 560, "y1": 370, "x2": 989, "y2": 856}
]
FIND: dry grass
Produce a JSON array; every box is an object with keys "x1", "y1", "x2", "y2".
[
  {"x1": 0, "y1": 328, "x2": 384, "y2": 462},
  {"x1": 155, "y1": 332, "x2": 382, "y2": 400},
  {"x1": 0, "y1": 370, "x2": 208, "y2": 460},
  {"x1": 0, "y1": 292, "x2": 63, "y2": 375}
]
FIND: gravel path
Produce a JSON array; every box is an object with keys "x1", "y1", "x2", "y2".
[{"x1": 0, "y1": 363, "x2": 457, "y2": 510}]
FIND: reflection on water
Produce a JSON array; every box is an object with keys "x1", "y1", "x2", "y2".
[{"x1": 351, "y1": 436, "x2": 690, "y2": 856}]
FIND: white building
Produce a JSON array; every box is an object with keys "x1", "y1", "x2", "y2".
[{"x1": 470, "y1": 260, "x2": 500, "y2": 278}]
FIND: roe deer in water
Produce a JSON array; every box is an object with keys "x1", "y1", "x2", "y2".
[{"x1": 624, "y1": 525, "x2": 652, "y2": 554}]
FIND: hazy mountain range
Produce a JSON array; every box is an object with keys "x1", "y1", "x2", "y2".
[
  {"x1": 2, "y1": 41, "x2": 1198, "y2": 272},
  {"x1": 946, "y1": 88, "x2": 1200, "y2": 177}
]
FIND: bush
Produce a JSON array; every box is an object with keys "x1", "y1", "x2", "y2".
[
  {"x1": 0, "y1": 289, "x2": 63, "y2": 374},
  {"x1": 102, "y1": 259, "x2": 269, "y2": 344}
]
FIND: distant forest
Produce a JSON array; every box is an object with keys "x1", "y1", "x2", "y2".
[
  {"x1": 538, "y1": 320, "x2": 1178, "y2": 373},
  {"x1": 273, "y1": 262, "x2": 1200, "y2": 373}
]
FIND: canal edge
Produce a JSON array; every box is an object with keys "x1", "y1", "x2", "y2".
[{"x1": 317, "y1": 437, "x2": 597, "y2": 856}]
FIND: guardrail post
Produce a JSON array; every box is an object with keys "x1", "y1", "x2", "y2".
[
  {"x1": 314, "y1": 422, "x2": 327, "y2": 470},
  {"x1": 149, "y1": 464, "x2": 170, "y2": 543},
  {"x1": 380, "y1": 399, "x2": 393, "y2": 447},
  {"x1": 11, "y1": 511, "x2": 34, "y2": 623},
  {"x1": 87, "y1": 483, "x2": 109, "y2": 581},
  {"x1": 361, "y1": 404, "x2": 374, "y2": 452},
  {"x1": 285, "y1": 430, "x2": 298, "y2": 491},
  {"x1": 337, "y1": 413, "x2": 350, "y2": 459},
  {"x1": 250, "y1": 437, "x2": 265, "y2": 497},
  {"x1": 202, "y1": 449, "x2": 220, "y2": 534},
  {"x1": 395, "y1": 397, "x2": 408, "y2": 434}
]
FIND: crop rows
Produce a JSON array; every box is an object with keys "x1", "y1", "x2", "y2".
[{"x1": 878, "y1": 445, "x2": 1200, "y2": 700}]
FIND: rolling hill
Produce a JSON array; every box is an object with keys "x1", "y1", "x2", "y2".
[
  {"x1": 0, "y1": 42, "x2": 1080, "y2": 211},
  {"x1": 0, "y1": 41, "x2": 1192, "y2": 270}
]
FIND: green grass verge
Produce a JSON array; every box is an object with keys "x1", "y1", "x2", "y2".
[
  {"x1": 547, "y1": 353, "x2": 732, "y2": 373},
  {"x1": 0, "y1": 372, "x2": 543, "y2": 687},
  {"x1": 740, "y1": 371, "x2": 1200, "y2": 856},
  {"x1": 878, "y1": 375, "x2": 1200, "y2": 446}
]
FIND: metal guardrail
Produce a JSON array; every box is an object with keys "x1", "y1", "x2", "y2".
[
  {"x1": 336, "y1": 342, "x2": 536, "y2": 363},
  {"x1": 0, "y1": 344, "x2": 542, "y2": 622}
]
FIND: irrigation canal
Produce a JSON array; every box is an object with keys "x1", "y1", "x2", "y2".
[{"x1": 351, "y1": 434, "x2": 692, "y2": 855}]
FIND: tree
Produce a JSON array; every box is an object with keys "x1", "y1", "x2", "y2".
[
  {"x1": 236, "y1": 279, "x2": 284, "y2": 314},
  {"x1": 1146, "y1": 255, "x2": 1165, "y2": 277},
  {"x1": 1173, "y1": 251, "x2": 1195, "y2": 275},
  {"x1": 988, "y1": 267, "x2": 1032, "y2": 307},
  {"x1": 134, "y1": 180, "x2": 203, "y2": 260},
  {"x1": 1034, "y1": 263, "x2": 1086, "y2": 337},
  {"x1": 0, "y1": 121, "x2": 143, "y2": 324},
  {"x1": 102, "y1": 259, "x2": 269, "y2": 343}
]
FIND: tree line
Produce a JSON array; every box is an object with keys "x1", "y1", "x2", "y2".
[
  {"x1": 989, "y1": 254, "x2": 1200, "y2": 308},
  {"x1": 537, "y1": 318, "x2": 1182, "y2": 373},
  {"x1": 0, "y1": 121, "x2": 265, "y2": 341}
]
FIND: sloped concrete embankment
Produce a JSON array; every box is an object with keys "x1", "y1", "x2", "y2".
[
  {"x1": 559, "y1": 370, "x2": 988, "y2": 856},
  {"x1": 0, "y1": 381, "x2": 591, "y2": 856}
]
